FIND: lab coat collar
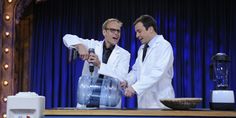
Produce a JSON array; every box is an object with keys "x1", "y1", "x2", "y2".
[
  {"x1": 148, "y1": 35, "x2": 162, "y2": 48},
  {"x1": 97, "y1": 41, "x2": 119, "y2": 65},
  {"x1": 142, "y1": 35, "x2": 163, "y2": 62},
  {"x1": 107, "y1": 44, "x2": 119, "y2": 65}
]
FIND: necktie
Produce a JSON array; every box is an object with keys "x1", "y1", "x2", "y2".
[{"x1": 142, "y1": 44, "x2": 149, "y2": 62}]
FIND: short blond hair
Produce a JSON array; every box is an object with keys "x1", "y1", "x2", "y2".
[{"x1": 102, "y1": 18, "x2": 123, "y2": 30}]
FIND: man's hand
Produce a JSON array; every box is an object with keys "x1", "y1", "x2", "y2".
[
  {"x1": 120, "y1": 80, "x2": 128, "y2": 89},
  {"x1": 88, "y1": 53, "x2": 101, "y2": 68},
  {"x1": 124, "y1": 86, "x2": 136, "y2": 97},
  {"x1": 74, "y1": 44, "x2": 89, "y2": 60}
]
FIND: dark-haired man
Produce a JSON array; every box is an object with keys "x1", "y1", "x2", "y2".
[{"x1": 121, "y1": 15, "x2": 175, "y2": 109}]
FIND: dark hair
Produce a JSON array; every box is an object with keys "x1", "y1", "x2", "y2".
[{"x1": 133, "y1": 15, "x2": 158, "y2": 33}]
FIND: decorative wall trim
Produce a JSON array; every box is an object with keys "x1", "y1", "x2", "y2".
[{"x1": 0, "y1": 0, "x2": 35, "y2": 116}]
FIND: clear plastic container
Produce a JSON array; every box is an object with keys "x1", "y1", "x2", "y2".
[{"x1": 77, "y1": 75, "x2": 121, "y2": 107}]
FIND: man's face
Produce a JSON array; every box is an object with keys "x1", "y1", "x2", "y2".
[
  {"x1": 135, "y1": 22, "x2": 151, "y2": 44},
  {"x1": 103, "y1": 21, "x2": 121, "y2": 47}
]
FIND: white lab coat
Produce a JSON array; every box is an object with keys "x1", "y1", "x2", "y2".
[
  {"x1": 63, "y1": 34, "x2": 130, "y2": 108},
  {"x1": 126, "y1": 35, "x2": 175, "y2": 109}
]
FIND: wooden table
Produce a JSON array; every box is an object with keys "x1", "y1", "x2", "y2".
[{"x1": 44, "y1": 108, "x2": 236, "y2": 118}]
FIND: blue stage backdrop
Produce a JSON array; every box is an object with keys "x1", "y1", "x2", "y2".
[{"x1": 30, "y1": 0, "x2": 236, "y2": 109}]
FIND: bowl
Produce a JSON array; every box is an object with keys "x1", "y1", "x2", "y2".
[{"x1": 160, "y1": 98, "x2": 202, "y2": 110}]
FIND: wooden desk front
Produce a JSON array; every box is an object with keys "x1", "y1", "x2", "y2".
[{"x1": 44, "y1": 109, "x2": 236, "y2": 118}]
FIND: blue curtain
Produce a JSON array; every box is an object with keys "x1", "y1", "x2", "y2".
[{"x1": 30, "y1": 0, "x2": 236, "y2": 109}]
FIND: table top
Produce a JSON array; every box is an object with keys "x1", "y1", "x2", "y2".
[{"x1": 44, "y1": 108, "x2": 236, "y2": 117}]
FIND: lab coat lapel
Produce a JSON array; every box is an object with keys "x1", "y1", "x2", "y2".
[
  {"x1": 143, "y1": 36, "x2": 159, "y2": 63},
  {"x1": 143, "y1": 45, "x2": 154, "y2": 63},
  {"x1": 138, "y1": 45, "x2": 145, "y2": 66},
  {"x1": 107, "y1": 45, "x2": 119, "y2": 65},
  {"x1": 95, "y1": 43, "x2": 103, "y2": 62}
]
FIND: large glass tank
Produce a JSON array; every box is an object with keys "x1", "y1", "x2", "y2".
[{"x1": 77, "y1": 75, "x2": 121, "y2": 107}]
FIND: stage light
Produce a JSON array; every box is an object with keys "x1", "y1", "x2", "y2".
[
  {"x1": 5, "y1": 15, "x2": 10, "y2": 20},
  {"x1": 3, "y1": 97, "x2": 7, "y2": 102},
  {"x1": 4, "y1": 48, "x2": 9, "y2": 53},
  {"x1": 5, "y1": 32, "x2": 10, "y2": 37},
  {"x1": 3, "y1": 80, "x2": 9, "y2": 86},
  {"x1": 4, "y1": 64, "x2": 9, "y2": 69},
  {"x1": 2, "y1": 113, "x2": 7, "y2": 118},
  {"x1": 8, "y1": 0, "x2": 13, "y2": 3}
]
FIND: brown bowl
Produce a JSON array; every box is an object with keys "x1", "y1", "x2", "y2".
[{"x1": 160, "y1": 98, "x2": 202, "y2": 110}]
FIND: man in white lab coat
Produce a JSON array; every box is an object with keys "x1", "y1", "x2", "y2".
[
  {"x1": 63, "y1": 18, "x2": 130, "y2": 108},
  {"x1": 121, "y1": 15, "x2": 175, "y2": 109}
]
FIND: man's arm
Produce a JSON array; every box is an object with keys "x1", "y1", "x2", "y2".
[
  {"x1": 63, "y1": 34, "x2": 99, "y2": 60},
  {"x1": 63, "y1": 34, "x2": 83, "y2": 48},
  {"x1": 73, "y1": 44, "x2": 89, "y2": 60},
  {"x1": 122, "y1": 55, "x2": 140, "y2": 97},
  {"x1": 98, "y1": 50, "x2": 131, "y2": 82}
]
